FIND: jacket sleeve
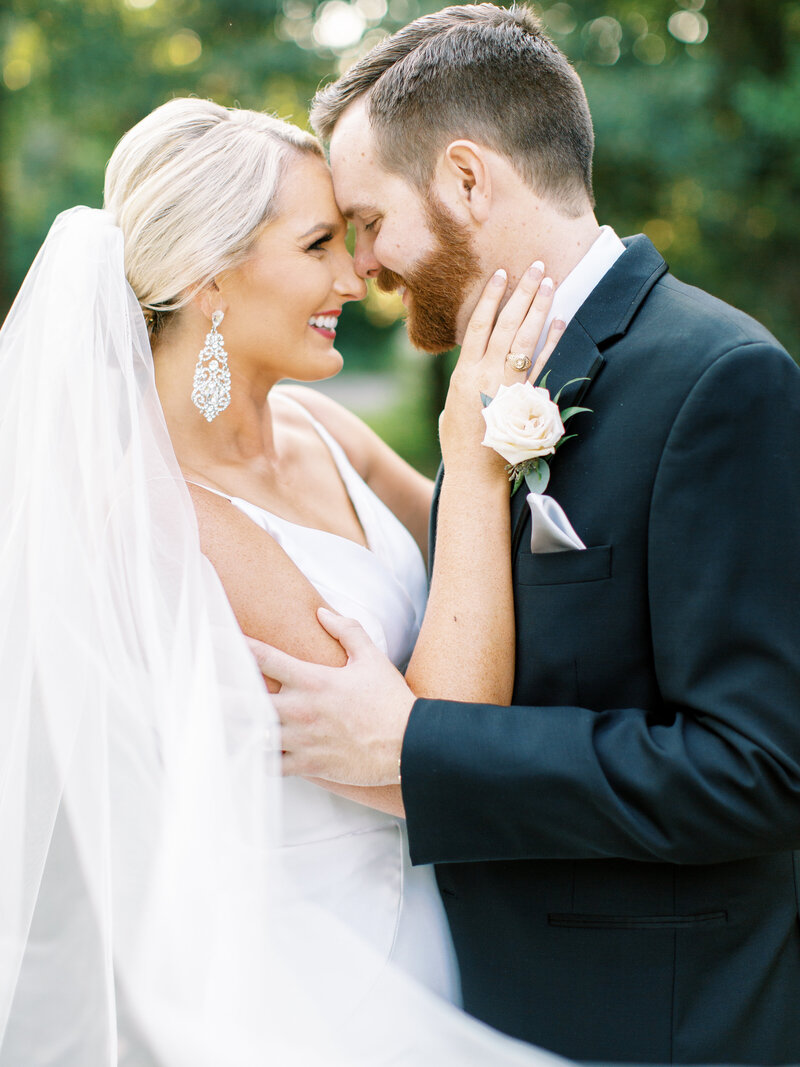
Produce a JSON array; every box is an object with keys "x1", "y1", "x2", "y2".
[{"x1": 401, "y1": 341, "x2": 800, "y2": 866}]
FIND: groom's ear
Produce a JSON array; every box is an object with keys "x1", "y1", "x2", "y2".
[{"x1": 436, "y1": 141, "x2": 492, "y2": 224}]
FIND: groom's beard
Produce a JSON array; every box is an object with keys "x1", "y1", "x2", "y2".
[{"x1": 375, "y1": 196, "x2": 482, "y2": 354}]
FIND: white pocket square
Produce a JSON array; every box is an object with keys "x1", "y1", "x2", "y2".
[{"x1": 527, "y1": 493, "x2": 586, "y2": 554}]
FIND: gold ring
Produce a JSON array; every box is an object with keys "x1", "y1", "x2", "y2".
[{"x1": 506, "y1": 352, "x2": 532, "y2": 372}]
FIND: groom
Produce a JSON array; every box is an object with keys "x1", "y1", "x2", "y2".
[{"x1": 254, "y1": 5, "x2": 800, "y2": 1062}]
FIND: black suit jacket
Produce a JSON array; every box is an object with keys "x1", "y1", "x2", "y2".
[{"x1": 401, "y1": 236, "x2": 800, "y2": 1063}]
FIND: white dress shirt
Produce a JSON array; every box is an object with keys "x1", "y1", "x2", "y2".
[{"x1": 533, "y1": 224, "x2": 626, "y2": 360}]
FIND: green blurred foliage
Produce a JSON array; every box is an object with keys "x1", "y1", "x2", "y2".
[
  {"x1": 556, "y1": 0, "x2": 800, "y2": 361},
  {"x1": 1, "y1": 0, "x2": 798, "y2": 469}
]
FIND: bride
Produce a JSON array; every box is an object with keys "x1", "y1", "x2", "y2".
[{"x1": 0, "y1": 97, "x2": 563, "y2": 1065}]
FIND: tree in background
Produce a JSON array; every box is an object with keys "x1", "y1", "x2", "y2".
[{"x1": 2, "y1": 0, "x2": 798, "y2": 467}]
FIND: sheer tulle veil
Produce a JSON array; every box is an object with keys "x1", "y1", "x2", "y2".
[{"x1": 0, "y1": 208, "x2": 563, "y2": 1066}]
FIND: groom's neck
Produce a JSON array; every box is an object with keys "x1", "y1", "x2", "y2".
[{"x1": 480, "y1": 177, "x2": 601, "y2": 288}]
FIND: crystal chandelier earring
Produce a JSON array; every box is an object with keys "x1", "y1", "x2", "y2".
[{"x1": 191, "y1": 310, "x2": 231, "y2": 422}]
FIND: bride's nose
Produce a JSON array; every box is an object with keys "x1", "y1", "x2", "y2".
[{"x1": 335, "y1": 255, "x2": 367, "y2": 303}]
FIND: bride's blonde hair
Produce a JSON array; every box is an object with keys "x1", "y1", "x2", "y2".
[{"x1": 104, "y1": 97, "x2": 324, "y2": 334}]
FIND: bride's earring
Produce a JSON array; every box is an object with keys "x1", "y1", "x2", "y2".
[{"x1": 191, "y1": 310, "x2": 231, "y2": 422}]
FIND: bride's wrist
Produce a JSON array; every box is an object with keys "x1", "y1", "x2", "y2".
[{"x1": 441, "y1": 463, "x2": 509, "y2": 497}]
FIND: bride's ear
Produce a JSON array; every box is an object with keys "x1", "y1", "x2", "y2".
[
  {"x1": 194, "y1": 281, "x2": 228, "y2": 322},
  {"x1": 435, "y1": 141, "x2": 492, "y2": 224}
]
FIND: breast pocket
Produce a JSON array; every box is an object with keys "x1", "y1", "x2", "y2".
[
  {"x1": 512, "y1": 545, "x2": 614, "y2": 706},
  {"x1": 516, "y1": 544, "x2": 612, "y2": 586}
]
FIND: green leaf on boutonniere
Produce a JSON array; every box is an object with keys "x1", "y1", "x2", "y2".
[
  {"x1": 524, "y1": 458, "x2": 550, "y2": 495},
  {"x1": 553, "y1": 377, "x2": 590, "y2": 405},
  {"x1": 554, "y1": 434, "x2": 577, "y2": 451},
  {"x1": 559, "y1": 405, "x2": 592, "y2": 423}
]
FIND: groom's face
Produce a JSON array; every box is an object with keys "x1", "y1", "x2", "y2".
[{"x1": 329, "y1": 102, "x2": 482, "y2": 353}]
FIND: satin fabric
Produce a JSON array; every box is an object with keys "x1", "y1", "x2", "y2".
[{"x1": 190, "y1": 395, "x2": 461, "y2": 1006}]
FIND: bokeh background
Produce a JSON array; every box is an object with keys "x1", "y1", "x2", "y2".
[{"x1": 2, "y1": 0, "x2": 798, "y2": 473}]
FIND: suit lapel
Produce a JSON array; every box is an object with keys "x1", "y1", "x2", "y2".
[
  {"x1": 511, "y1": 324, "x2": 605, "y2": 550},
  {"x1": 511, "y1": 235, "x2": 669, "y2": 554},
  {"x1": 534, "y1": 324, "x2": 605, "y2": 408}
]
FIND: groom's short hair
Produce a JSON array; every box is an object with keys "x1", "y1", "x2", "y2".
[{"x1": 310, "y1": 3, "x2": 595, "y2": 216}]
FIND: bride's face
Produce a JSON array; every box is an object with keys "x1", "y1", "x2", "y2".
[{"x1": 217, "y1": 153, "x2": 366, "y2": 384}]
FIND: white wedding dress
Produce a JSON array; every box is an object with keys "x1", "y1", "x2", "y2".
[
  {"x1": 1, "y1": 207, "x2": 565, "y2": 1066},
  {"x1": 189, "y1": 393, "x2": 461, "y2": 1006}
]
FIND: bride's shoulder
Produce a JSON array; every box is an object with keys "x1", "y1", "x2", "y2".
[{"x1": 272, "y1": 384, "x2": 372, "y2": 479}]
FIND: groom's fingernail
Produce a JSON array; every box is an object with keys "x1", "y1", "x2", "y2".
[
  {"x1": 492, "y1": 268, "x2": 507, "y2": 285},
  {"x1": 553, "y1": 318, "x2": 566, "y2": 331}
]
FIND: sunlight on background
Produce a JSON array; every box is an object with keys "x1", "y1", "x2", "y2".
[
  {"x1": 539, "y1": 0, "x2": 710, "y2": 67},
  {"x1": 314, "y1": 1, "x2": 367, "y2": 48},
  {"x1": 151, "y1": 29, "x2": 203, "y2": 70},
  {"x1": 633, "y1": 32, "x2": 666, "y2": 65},
  {"x1": 2, "y1": 22, "x2": 46, "y2": 91},
  {"x1": 167, "y1": 29, "x2": 203, "y2": 67},
  {"x1": 279, "y1": 0, "x2": 393, "y2": 67},
  {"x1": 1, "y1": 0, "x2": 797, "y2": 393},
  {"x1": 668, "y1": 10, "x2": 708, "y2": 45},
  {"x1": 273, "y1": 0, "x2": 713, "y2": 74},
  {"x1": 583, "y1": 16, "x2": 622, "y2": 65}
]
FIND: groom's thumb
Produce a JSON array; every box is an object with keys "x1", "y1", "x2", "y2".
[{"x1": 317, "y1": 607, "x2": 373, "y2": 659}]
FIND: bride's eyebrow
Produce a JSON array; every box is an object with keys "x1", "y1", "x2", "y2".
[{"x1": 298, "y1": 221, "x2": 339, "y2": 238}]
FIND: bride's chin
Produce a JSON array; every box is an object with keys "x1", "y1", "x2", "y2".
[{"x1": 292, "y1": 351, "x2": 344, "y2": 383}]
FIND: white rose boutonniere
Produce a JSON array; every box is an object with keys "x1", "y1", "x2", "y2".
[{"x1": 481, "y1": 374, "x2": 590, "y2": 494}]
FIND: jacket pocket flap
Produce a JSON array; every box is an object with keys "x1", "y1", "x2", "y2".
[{"x1": 516, "y1": 544, "x2": 612, "y2": 586}]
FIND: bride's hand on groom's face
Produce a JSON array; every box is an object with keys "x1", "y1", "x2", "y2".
[
  {"x1": 247, "y1": 608, "x2": 415, "y2": 786},
  {"x1": 439, "y1": 261, "x2": 565, "y2": 481}
]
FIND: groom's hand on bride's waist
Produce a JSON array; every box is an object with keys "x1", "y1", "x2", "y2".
[{"x1": 247, "y1": 608, "x2": 415, "y2": 787}]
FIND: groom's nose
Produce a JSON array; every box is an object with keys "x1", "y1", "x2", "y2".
[{"x1": 354, "y1": 236, "x2": 381, "y2": 279}]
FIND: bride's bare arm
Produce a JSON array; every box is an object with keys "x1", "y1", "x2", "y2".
[
  {"x1": 188, "y1": 485, "x2": 347, "y2": 685},
  {"x1": 407, "y1": 265, "x2": 561, "y2": 705}
]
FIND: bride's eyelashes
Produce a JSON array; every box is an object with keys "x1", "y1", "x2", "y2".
[{"x1": 306, "y1": 232, "x2": 334, "y2": 253}]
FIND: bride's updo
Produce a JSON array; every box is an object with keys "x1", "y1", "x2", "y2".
[{"x1": 103, "y1": 97, "x2": 324, "y2": 335}]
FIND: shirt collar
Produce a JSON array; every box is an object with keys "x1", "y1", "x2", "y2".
[{"x1": 534, "y1": 225, "x2": 626, "y2": 359}]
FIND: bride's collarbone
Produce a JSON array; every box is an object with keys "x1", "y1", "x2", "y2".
[{"x1": 188, "y1": 430, "x2": 367, "y2": 545}]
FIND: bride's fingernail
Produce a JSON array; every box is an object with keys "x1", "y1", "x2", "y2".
[
  {"x1": 527, "y1": 260, "x2": 545, "y2": 277},
  {"x1": 492, "y1": 268, "x2": 507, "y2": 286},
  {"x1": 540, "y1": 276, "x2": 554, "y2": 293}
]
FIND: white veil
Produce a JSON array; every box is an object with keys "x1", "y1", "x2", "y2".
[{"x1": 0, "y1": 208, "x2": 565, "y2": 1067}]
